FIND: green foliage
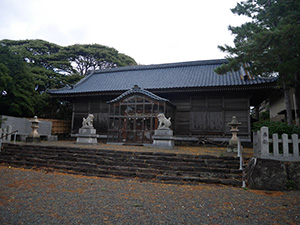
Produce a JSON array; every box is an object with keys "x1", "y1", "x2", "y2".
[
  {"x1": 0, "y1": 39, "x2": 77, "y2": 93},
  {"x1": 0, "y1": 45, "x2": 36, "y2": 117},
  {"x1": 0, "y1": 39, "x2": 137, "y2": 119},
  {"x1": 260, "y1": 111, "x2": 270, "y2": 121},
  {"x1": 286, "y1": 180, "x2": 296, "y2": 191},
  {"x1": 61, "y1": 44, "x2": 137, "y2": 76},
  {"x1": 132, "y1": 204, "x2": 143, "y2": 208},
  {"x1": 0, "y1": 39, "x2": 137, "y2": 92},
  {"x1": 216, "y1": 0, "x2": 300, "y2": 77},
  {"x1": 33, "y1": 93, "x2": 73, "y2": 120},
  {"x1": 0, "y1": 39, "x2": 73, "y2": 72},
  {"x1": 0, "y1": 63, "x2": 12, "y2": 93},
  {"x1": 215, "y1": 0, "x2": 300, "y2": 124},
  {"x1": 252, "y1": 120, "x2": 300, "y2": 137}
]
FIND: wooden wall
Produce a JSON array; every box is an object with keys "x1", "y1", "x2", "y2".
[
  {"x1": 167, "y1": 93, "x2": 250, "y2": 138},
  {"x1": 71, "y1": 92, "x2": 251, "y2": 139},
  {"x1": 72, "y1": 97, "x2": 112, "y2": 134},
  {"x1": 38, "y1": 118, "x2": 71, "y2": 134}
]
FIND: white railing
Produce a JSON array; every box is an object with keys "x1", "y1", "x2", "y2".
[
  {"x1": 0, "y1": 126, "x2": 18, "y2": 150},
  {"x1": 253, "y1": 126, "x2": 300, "y2": 161},
  {"x1": 237, "y1": 138, "x2": 246, "y2": 188}
]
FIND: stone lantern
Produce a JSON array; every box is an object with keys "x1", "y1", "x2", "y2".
[
  {"x1": 227, "y1": 116, "x2": 241, "y2": 152},
  {"x1": 26, "y1": 116, "x2": 41, "y2": 143}
]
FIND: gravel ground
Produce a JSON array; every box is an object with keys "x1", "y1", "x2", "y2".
[{"x1": 0, "y1": 165, "x2": 299, "y2": 225}]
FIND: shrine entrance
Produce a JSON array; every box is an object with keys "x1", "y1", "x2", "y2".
[{"x1": 107, "y1": 86, "x2": 175, "y2": 145}]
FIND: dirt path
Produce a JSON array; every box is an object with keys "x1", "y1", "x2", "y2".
[{"x1": 0, "y1": 165, "x2": 299, "y2": 224}]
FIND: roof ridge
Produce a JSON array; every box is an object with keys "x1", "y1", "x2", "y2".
[{"x1": 92, "y1": 59, "x2": 228, "y2": 74}]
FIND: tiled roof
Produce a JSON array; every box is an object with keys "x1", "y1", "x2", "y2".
[{"x1": 48, "y1": 59, "x2": 277, "y2": 95}]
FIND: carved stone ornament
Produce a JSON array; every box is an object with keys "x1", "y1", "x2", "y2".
[
  {"x1": 82, "y1": 114, "x2": 94, "y2": 128},
  {"x1": 157, "y1": 113, "x2": 171, "y2": 129}
]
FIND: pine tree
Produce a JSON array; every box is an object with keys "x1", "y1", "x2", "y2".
[{"x1": 216, "y1": 0, "x2": 300, "y2": 124}]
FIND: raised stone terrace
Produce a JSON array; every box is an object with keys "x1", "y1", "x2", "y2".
[{"x1": 0, "y1": 141, "x2": 253, "y2": 187}]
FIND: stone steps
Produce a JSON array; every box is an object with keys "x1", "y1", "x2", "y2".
[{"x1": 0, "y1": 143, "x2": 245, "y2": 186}]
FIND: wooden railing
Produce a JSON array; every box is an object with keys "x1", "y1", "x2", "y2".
[
  {"x1": 253, "y1": 126, "x2": 300, "y2": 161},
  {"x1": 37, "y1": 119, "x2": 71, "y2": 134}
]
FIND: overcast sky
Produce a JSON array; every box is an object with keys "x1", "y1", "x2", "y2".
[{"x1": 0, "y1": 0, "x2": 248, "y2": 65}]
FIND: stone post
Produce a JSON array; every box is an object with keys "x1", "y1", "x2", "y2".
[
  {"x1": 0, "y1": 128, "x2": 2, "y2": 149},
  {"x1": 253, "y1": 130, "x2": 260, "y2": 157},
  {"x1": 6, "y1": 125, "x2": 12, "y2": 142},
  {"x1": 260, "y1": 126, "x2": 269, "y2": 158}
]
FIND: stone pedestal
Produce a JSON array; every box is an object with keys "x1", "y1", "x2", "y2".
[
  {"x1": 75, "y1": 127, "x2": 98, "y2": 145},
  {"x1": 227, "y1": 128, "x2": 240, "y2": 152},
  {"x1": 152, "y1": 128, "x2": 174, "y2": 149}
]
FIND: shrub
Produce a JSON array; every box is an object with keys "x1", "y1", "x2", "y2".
[
  {"x1": 252, "y1": 121, "x2": 300, "y2": 138},
  {"x1": 260, "y1": 111, "x2": 270, "y2": 121}
]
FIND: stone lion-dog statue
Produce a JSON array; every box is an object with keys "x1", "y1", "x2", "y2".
[
  {"x1": 157, "y1": 113, "x2": 171, "y2": 129},
  {"x1": 82, "y1": 114, "x2": 95, "y2": 128}
]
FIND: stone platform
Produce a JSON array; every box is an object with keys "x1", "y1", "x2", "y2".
[
  {"x1": 0, "y1": 142, "x2": 249, "y2": 187},
  {"x1": 72, "y1": 128, "x2": 98, "y2": 144},
  {"x1": 152, "y1": 128, "x2": 174, "y2": 149}
]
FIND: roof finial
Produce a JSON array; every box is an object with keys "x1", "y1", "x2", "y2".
[{"x1": 133, "y1": 85, "x2": 140, "y2": 90}]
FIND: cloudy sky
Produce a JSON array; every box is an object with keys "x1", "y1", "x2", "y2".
[{"x1": 0, "y1": 0, "x2": 248, "y2": 65}]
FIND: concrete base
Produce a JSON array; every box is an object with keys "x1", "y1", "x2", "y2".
[
  {"x1": 78, "y1": 128, "x2": 96, "y2": 135},
  {"x1": 26, "y1": 137, "x2": 41, "y2": 143},
  {"x1": 47, "y1": 135, "x2": 58, "y2": 142},
  {"x1": 227, "y1": 144, "x2": 238, "y2": 152},
  {"x1": 75, "y1": 128, "x2": 98, "y2": 145},
  {"x1": 152, "y1": 128, "x2": 174, "y2": 149},
  {"x1": 76, "y1": 137, "x2": 98, "y2": 145}
]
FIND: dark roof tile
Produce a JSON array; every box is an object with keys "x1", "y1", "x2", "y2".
[{"x1": 48, "y1": 59, "x2": 277, "y2": 95}]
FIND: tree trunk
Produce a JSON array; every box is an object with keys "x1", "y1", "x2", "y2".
[
  {"x1": 282, "y1": 80, "x2": 293, "y2": 125},
  {"x1": 295, "y1": 72, "x2": 300, "y2": 122}
]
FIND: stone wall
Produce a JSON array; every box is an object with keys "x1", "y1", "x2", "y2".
[
  {"x1": 0, "y1": 115, "x2": 52, "y2": 137},
  {"x1": 247, "y1": 157, "x2": 300, "y2": 191}
]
